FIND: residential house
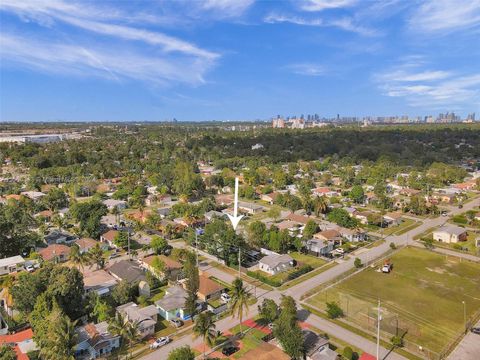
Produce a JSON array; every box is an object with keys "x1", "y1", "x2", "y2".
[
  {"x1": 312, "y1": 187, "x2": 338, "y2": 198},
  {"x1": 215, "y1": 193, "x2": 233, "y2": 206},
  {"x1": 286, "y1": 213, "x2": 312, "y2": 225},
  {"x1": 141, "y1": 255, "x2": 183, "y2": 281},
  {"x1": 102, "y1": 199, "x2": 127, "y2": 211},
  {"x1": 157, "y1": 206, "x2": 171, "y2": 218},
  {"x1": 75, "y1": 237, "x2": 106, "y2": 254},
  {"x1": 205, "y1": 210, "x2": 226, "y2": 222},
  {"x1": 475, "y1": 212, "x2": 480, "y2": 222},
  {"x1": 314, "y1": 229, "x2": 342, "y2": 244},
  {"x1": 303, "y1": 329, "x2": 337, "y2": 360},
  {"x1": 303, "y1": 239, "x2": 334, "y2": 257},
  {"x1": 75, "y1": 322, "x2": 121, "y2": 359},
  {"x1": 44, "y1": 230, "x2": 76, "y2": 245},
  {"x1": 400, "y1": 188, "x2": 421, "y2": 197},
  {"x1": 259, "y1": 254, "x2": 294, "y2": 275},
  {"x1": 108, "y1": 260, "x2": 147, "y2": 284},
  {"x1": 433, "y1": 225, "x2": 468, "y2": 244},
  {"x1": 337, "y1": 227, "x2": 367, "y2": 243},
  {"x1": 261, "y1": 192, "x2": 279, "y2": 205},
  {"x1": 83, "y1": 270, "x2": 118, "y2": 296},
  {"x1": 35, "y1": 209, "x2": 53, "y2": 221},
  {"x1": 276, "y1": 220, "x2": 303, "y2": 237},
  {"x1": 383, "y1": 212, "x2": 403, "y2": 226},
  {"x1": 20, "y1": 191, "x2": 46, "y2": 202},
  {"x1": 0, "y1": 328, "x2": 37, "y2": 360},
  {"x1": 100, "y1": 230, "x2": 118, "y2": 248},
  {"x1": 196, "y1": 274, "x2": 226, "y2": 302},
  {"x1": 155, "y1": 285, "x2": 191, "y2": 321},
  {"x1": 39, "y1": 244, "x2": 71, "y2": 262},
  {"x1": 0, "y1": 256, "x2": 25, "y2": 276},
  {"x1": 238, "y1": 201, "x2": 264, "y2": 215},
  {"x1": 116, "y1": 302, "x2": 158, "y2": 339},
  {"x1": 353, "y1": 211, "x2": 371, "y2": 225}
]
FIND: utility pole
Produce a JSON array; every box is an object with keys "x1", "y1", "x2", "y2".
[
  {"x1": 462, "y1": 301, "x2": 467, "y2": 333},
  {"x1": 376, "y1": 300, "x2": 381, "y2": 360},
  {"x1": 238, "y1": 247, "x2": 241, "y2": 278}
]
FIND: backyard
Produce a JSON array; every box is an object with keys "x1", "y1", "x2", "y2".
[{"x1": 306, "y1": 247, "x2": 480, "y2": 355}]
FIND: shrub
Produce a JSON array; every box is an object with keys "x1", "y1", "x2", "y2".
[
  {"x1": 343, "y1": 346, "x2": 353, "y2": 360},
  {"x1": 286, "y1": 265, "x2": 313, "y2": 281},
  {"x1": 391, "y1": 335, "x2": 404, "y2": 347},
  {"x1": 326, "y1": 301, "x2": 344, "y2": 319},
  {"x1": 354, "y1": 257, "x2": 363, "y2": 269},
  {"x1": 247, "y1": 271, "x2": 282, "y2": 287},
  {"x1": 389, "y1": 242, "x2": 396, "y2": 250}
]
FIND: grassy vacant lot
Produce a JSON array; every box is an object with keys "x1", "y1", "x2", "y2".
[
  {"x1": 290, "y1": 251, "x2": 327, "y2": 268},
  {"x1": 307, "y1": 247, "x2": 480, "y2": 354}
]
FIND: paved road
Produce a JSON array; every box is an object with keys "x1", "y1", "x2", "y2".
[
  {"x1": 304, "y1": 312, "x2": 407, "y2": 360},
  {"x1": 447, "y1": 320, "x2": 480, "y2": 360},
  {"x1": 142, "y1": 196, "x2": 479, "y2": 359}
]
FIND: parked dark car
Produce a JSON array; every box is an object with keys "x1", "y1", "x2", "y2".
[
  {"x1": 471, "y1": 327, "x2": 480, "y2": 335},
  {"x1": 222, "y1": 345, "x2": 239, "y2": 356}
]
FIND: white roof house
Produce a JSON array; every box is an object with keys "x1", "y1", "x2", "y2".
[
  {"x1": 259, "y1": 253, "x2": 294, "y2": 275},
  {"x1": 433, "y1": 225, "x2": 467, "y2": 244},
  {"x1": 102, "y1": 199, "x2": 127, "y2": 210},
  {"x1": 20, "y1": 191, "x2": 46, "y2": 201},
  {"x1": 0, "y1": 255, "x2": 26, "y2": 275}
]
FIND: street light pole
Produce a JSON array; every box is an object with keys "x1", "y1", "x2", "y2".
[
  {"x1": 376, "y1": 300, "x2": 381, "y2": 360},
  {"x1": 195, "y1": 229, "x2": 199, "y2": 267}
]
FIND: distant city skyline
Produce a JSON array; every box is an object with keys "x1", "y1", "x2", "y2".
[{"x1": 1, "y1": 0, "x2": 480, "y2": 122}]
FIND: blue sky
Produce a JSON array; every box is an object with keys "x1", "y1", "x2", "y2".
[{"x1": 1, "y1": 0, "x2": 479, "y2": 121}]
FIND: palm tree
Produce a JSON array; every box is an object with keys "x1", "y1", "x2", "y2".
[
  {"x1": 109, "y1": 313, "x2": 140, "y2": 359},
  {"x1": 1, "y1": 275, "x2": 14, "y2": 318},
  {"x1": 230, "y1": 278, "x2": 250, "y2": 335},
  {"x1": 313, "y1": 196, "x2": 328, "y2": 216},
  {"x1": 124, "y1": 320, "x2": 141, "y2": 359},
  {"x1": 69, "y1": 244, "x2": 88, "y2": 270},
  {"x1": 112, "y1": 205, "x2": 120, "y2": 226},
  {"x1": 88, "y1": 243, "x2": 105, "y2": 269},
  {"x1": 193, "y1": 311, "x2": 217, "y2": 358}
]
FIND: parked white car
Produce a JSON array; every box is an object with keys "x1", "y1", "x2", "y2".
[
  {"x1": 221, "y1": 293, "x2": 231, "y2": 303},
  {"x1": 150, "y1": 336, "x2": 170, "y2": 349}
]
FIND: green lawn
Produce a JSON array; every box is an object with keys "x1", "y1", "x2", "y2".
[
  {"x1": 290, "y1": 251, "x2": 327, "y2": 268},
  {"x1": 225, "y1": 326, "x2": 267, "y2": 359},
  {"x1": 307, "y1": 247, "x2": 480, "y2": 354}
]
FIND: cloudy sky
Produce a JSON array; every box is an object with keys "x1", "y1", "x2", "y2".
[{"x1": 1, "y1": 0, "x2": 479, "y2": 121}]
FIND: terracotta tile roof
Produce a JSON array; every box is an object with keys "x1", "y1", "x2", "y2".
[
  {"x1": 39, "y1": 244, "x2": 71, "y2": 261},
  {"x1": 287, "y1": 213, "x2": 311, "y2": 224},
  {"x1": 0, "y1": 328, "x2": 33, "y2": 344},
  {"x1": 101, "y1": 230, "x2": 118, "y2": 243},
  {"x1": 198, "y1": 274, "x2": 224, "y2": 297},
  {"x1": 314, "y1": 229, "x2": 341, "y2": 241},
  {"x1": 5, "y1": 194, "x2": 22, "y2": 200},
  {"x1": 75, "y1": 237, "x2": 97, "y2": 250},
  {"x1": 0, "y1": 328, "x2": 33, "y2": 360}
]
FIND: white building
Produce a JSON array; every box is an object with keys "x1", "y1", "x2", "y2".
[
  {"x1": 259, "y1": 254, "x2": 294, "y2": 275},
  {"x1": 0, "y1": 256, "x2": 25, "y2": 275},
  {"x1": 433, "y1": 225, "x2": 467, "y2": 244}
]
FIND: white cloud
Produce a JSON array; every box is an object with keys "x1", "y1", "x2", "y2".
[
  {"x1": 201, "y1": 0, "x2": 255, "y2": 18},
  {"x1": 409, "y1": 0, "x2": 480, "y2": 33},
  {"x1": 299, "y1": 0, "x2": 358, "y2": 12},
  {"x1": 0, "y1": 32, "x2": 214, "y2": 85},
  {"x1": 264, "y1": 13, "x2": 324, "y2": 26},
  {"x1": 375, "y1": 59, "x2": 480, "y2": 108},
  {"x1": 0, "y1": 0, "x2": 219, "y2": 85},
  {"x1": 286, "y1": 63, "x2": 326, "y2": 76},
  {"x1": 264, "y1": 13, "x2": 376, "y2": 35}
]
